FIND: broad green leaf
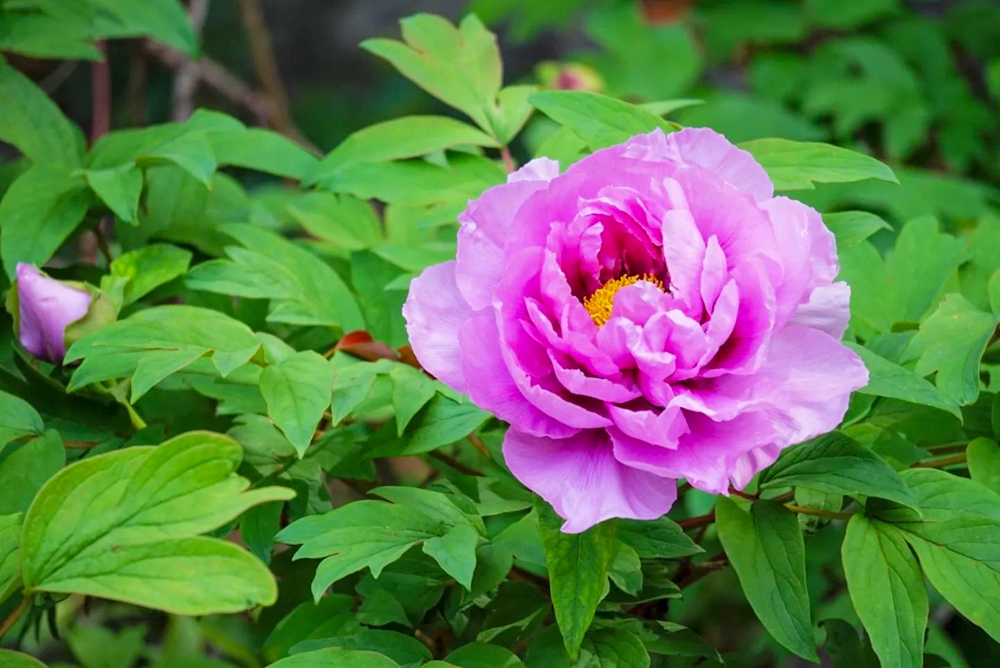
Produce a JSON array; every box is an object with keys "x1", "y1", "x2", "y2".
[
  {"x1": 0, "y1": 430, "x2": 64, "y2": 515},
  {"x1": 968, "y1": 438, "x2": 1000, "y2": 495},
  {"x1": 390, "y1": 364, "x2": 438, "y2": 434},
  {"x1": 329, "y1": 360, "x2": 382, "y2": 426},
  {"x1": 843, "y1": 516, "x2": 927, "y2": 668},
  {"x1": 130, "y1": 346, "x2": 208, "y2": 402},
  {"x1": 241, "y1": 500, "x2": 283, "y2": 566},
  {"x1": 0, "y1": 163, "x2": 90, "y2": 278},
  {"x1": 310, "y1": 115, "x2": 498, "y2": 185},
  {"x1": 262, "y1": 595, "x2": 355, "y2": 660},
  {"x1": 422, "y1": 524, "x2": 480, "y2": 590},
  {"x1": 90, "y1": 0, "x2": 198, "y2": 55},
  {"x1": 187, "y1": 224, "x2": 365, "y2": 332},
  {"x1": 0, "y1": 58, "x2": 85, "y2": 165},
  {"x1": 537, "y1": 501, "x2": 618, "y2": 659},
  {"x1": 759, "y1": 431, "x2": 918, "y2": 508},
  {"x1": 65, "y1": 305, "x2": 261, "y2": 391},
  {"x1": 291, "y1": 628, "x2": 433, "y2": 664},
  {"x1": 645, "y1": 621, "x2": 722, "y2": 662},
  {"x1": 848, "y1": 344, "x2": 963, "y2": 420},
  {"x1": 85, "y1": 163, "x2": 143, "y2": 223},
  {"x1": 903, "y1": 294, "x2": 996, "y2": 405},
  {"x1": 107, "y1": 243, "x2": 192, "y2": 305},
  {"x1": 263, "y1": 648, "x2": 400, "y2": 668},
  {"x1": 207, "y1": 127, "x2": 318, "y2": 180},
  {"x1": 0, "y1": 389, "x2": 44, "y2": 449},
  {"x1": 141, "y1": 131, "x2": 216, "y2": 186},
  {"x1": 277, "y1": 499, "x2": 452, "y2": 600},
  {"x1": 0, "y1": 10, "x2": 102, "y2": 60},
  {"x1": 260, "y1": 351, "x2": 334, "y2": 457},
  {"x1": 886, "y1": 217, "x2": 969, "y2": 324},
  {"x1": 822, "y1": 619, "x2": 880, "y2": 668},
  {"x1": 371, "y1": 394, "x2": 490, "y2": 456},
  {"x1": 0, "y1": 513, "x2": 20, "y2": 600},
  {"x1": 289, "y1": 193, "x2": 383, "y2": 250},
  {"x1": 823, "y1": 211, "x2": 892, "y2": 250},
  {"x1": 617, "y1": 517, "x2": 702, "y2": 559},
  {"x1": 0, "y1": 650, "x2": 46, "y2": 667},
  {"x1": 524, "y1": 623, "x2": 650, "y2": 668},
  {"x1": 21, "y1": 431, "x2": 293, "y2": 614},
  {"x1": 445, "y1": 642, "x2": 525, "y2": 668},
  {"x1": 740, "y1": 138, "x2": 897, "y2": 191},
  {"x1": 361, "y1": 15, "x2": 503, "y2": 137},
  {"x1": 716, "y1": 498, "x2": 818, "y2": 662},
  {"x1": 529, "y1": 90, "x2": 674, "y2": 150},
  {"x1": 608, "y1": 542, "x2": 642, "y2": 595}
]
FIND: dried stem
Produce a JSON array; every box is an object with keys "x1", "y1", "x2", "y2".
[
  {"x1": 90, "y1": 41, "x2": 111, "y2": 142},
  {"x1": 171, "y1": 0, "x2": 211, "y2": 121}
]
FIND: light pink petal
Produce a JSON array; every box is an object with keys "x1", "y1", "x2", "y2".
[
  {"x1": 549, "y1": 352, "x2": 642, "y2": 403},
  {"x1": 789, "y1": 282, "x2": 852, "y2": 339},
  {"x1": 663, "y1": 127, "x2": 774, "y2": 202},
  {"x1": 700, "y1": 235, "x2": 728, "y2": 312},
  {"x1": 509, "y1": 157, "x2": 560, "y2": 182},
  {"x1": 608, "y1": 403, "x2": 688, "y2": 448},
  {"x1": 503, "y1": 428, "x2": 678, "y2": 533},
  {"x1": 402, "y1": 261, "x2": 473, "y2": 393}
]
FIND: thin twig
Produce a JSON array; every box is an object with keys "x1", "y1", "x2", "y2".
[
  {"x1": 913, "y1": 453, "x2": 968, "y2": 469},
  {"x1": 466, "y1": 434, "x2": 492, "y2": 459},
  {"x1": 428, "y1": 451, "x2": 483, "y2": 477},
  {"x1": 172, "y1": 0, "x2": 211, "y2": 121},
  {"x1": 0, "y1": 595, "x2": 31, "y2": 639},
  {"x1": 676, "y1": 552, "x2": 728, "y2": 590},
  {"x1": 500, "y1": 146, "x2": 516, "y2": 174},
  {"x1": 236, "y1": 0, "x2": 302, "y2": 142},
  {"x1": 677, "y1": 511, "x2": 715, "y2": 530},
  {"x1": 90, "y1": 41, "x2": 111, "y2": 142},
  {"x1": 784, "y1": 504, "x2": 854, "y2": 521}
]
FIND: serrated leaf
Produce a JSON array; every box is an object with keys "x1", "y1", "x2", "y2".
[
  {"x1": 843, "y1": 516, "x2": 927, "y2": 668},
  {"x1": 903, "y1": 294, "x2": 996, "y2": 406},
  {"x1": 849, "y1": 344, "x2": 963, "y2": 420},
  {"x1": 260, "y1": 351, "x2": 334, "y2": 457},
  {"x1": 759, "y1": 431, "x2": 918, "y2": 508},
  {"x1": 21, "y1": 431, "x2": 294, "y2": 614},
  {"x1": 740, "y1": 137, "x2": 897, "y2": 190},
  {"x1": 537, "y1": 501, "x2": 618, "y2": 659},
  {"x1": 716, "y1": 498, "x2": 818, "y2": 662},
  {"x1": 529, "y1": 90, "x2": 674, "y2": 151}
]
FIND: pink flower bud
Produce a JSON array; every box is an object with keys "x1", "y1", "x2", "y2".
[{"x1": 14, "y1": 264, "x2": 93, "y2": 363}]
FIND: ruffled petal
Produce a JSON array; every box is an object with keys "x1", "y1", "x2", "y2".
[
  {"x1": 503, "y1": 428, "x2": 678, "y2": 533},
  {"x1": 789, "y1": 282, "x2": 851, "y2": 339},
  {"x1": 663, "y1": 127, "x2": 774, "y2": 202},
  {"x1": 402, "y1": 261, "x2": 473, "y2": 393}
]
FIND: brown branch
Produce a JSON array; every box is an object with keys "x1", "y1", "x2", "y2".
[
  {"x1": 236, "y1": 0, "x2": 302, "y2": 143},
  {"x1": 90, "y1": 41, "x2": 111, "y2": 142},
  {"x1": 428, "y1": 451, "x2": 483, "y2": 477},
  {"x1": 171, "y1": 0, "x2": 211, "y2": 121},
  {"x1": 676, "y1": 552, "x2": 728, "y2": 590},
  {"x1": 466, "y1": 434, "x2": 492, "y2": 460},
  {"x1": 677, "y1": 511, "x2": 715, "y2": 530},
  {"x1": 913, "y1": 453, "x2": 968, "y2": 469},
  {"x1": 500, "y1": 146, "x2": 516, "y2": 174}
]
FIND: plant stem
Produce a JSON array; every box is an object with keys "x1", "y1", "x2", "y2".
[
  {"x1": 913, "y1": 453, "x2": 968, "y2": 469},
  {"x1": 91, "y1": 41, "x2": 111, "y2": 142},
  {"x1": 466, "y1": 434, "x2": 491, "y2": 460},
  {"x1": 0, "y1": 595, "x2": 31, "y2": 640},
  {"x1": 500, "y1": 146, "x2": 516, "y2": 173}
]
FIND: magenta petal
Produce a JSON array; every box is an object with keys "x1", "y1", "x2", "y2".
[
  {"x1": 789, "y1": 282, "x2": 851, "y2": 338},
  {"x1": 402, "y1": 261, "x2": 473, "y2": 393},
  {"x1": 503, "y1": 428, "x2": 678, "y2": 533},
  {"x1": 663, "y1": 127, "x2": 774, "y2": 202},
  {"x1": 16, "y1": 263, "x2": 91, "y2": 363}
]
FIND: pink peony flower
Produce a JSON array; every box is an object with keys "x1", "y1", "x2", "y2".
[
  {"x1": 15, "y1": 263, "x2": 93, "y2": 363},
  {"x1": 403, "y1": 128, "x2": 868, "y2": 532}
]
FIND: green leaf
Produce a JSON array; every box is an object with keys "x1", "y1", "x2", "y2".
[
  {"x1": 645, "y1": 621, "x2": 722, "y2": 662},
  {"x1": 0, "y1": 58, "x2": 85, "y2": 165},
  {"x1": 361, "y1": 15, "x2": 503, "y2": 137},
  {"x1": 823, "y1": 211, "x2": 892, "y2": 250},
  {"x1": 0, "y1": 513, "x2": 21, "y2": 600},
  {"x1": 260, "y1": 351, "x2": 334, "y2": 457},
  {"x1": 422, "y1": 523, "x2": 479, "y2": 590},
  {"x1": 290, "y1": 194, "x2": 383, "y2": 250},
  {"x1": 90, "y1": 0, "x2": 198, "y2": 55},
  {"x1": 329, "y1": 360, "x2": 382, "y2": 426},
  {"x1": 445, "y1": 642, "x2": 525, "y2": 668},
  {"x1": 0, "y1": 650, "x2": 46, "y2": 668},
  {"x1": 537, "y1": 501, "x2": 618, "y2": 659},
  {"x1": 886, "y1": 217, "x2": 969, "y2": 324},
  {"x1": 207, "y1": 127, "x2": 318, "y2": 180},
  {"x1": 821, "y1": 619, "x2": 880, "y2": 668},
  {"x1": 85, "y1": 163, "x2": 143, "y2": 223},
  {"x1": 968, "y1": 438, "x2": 1000, "y2": 495},
  {"x1": 759, "y1": 431, "x2": 918, "y2": 508},
  {"x1": 372, "y1": 394, "x2": 490, "y2": 456},
  {"x1": 617, "y1": 517, "x2": 702, "y2": 559},
  {"x1": 278, "y1": 499, "x2": 449, "y2": 599},
  {"x1": 608, "y1": 542, "x2": 643, "y2": 595},
  {"x1": 716, "y1": 498, "x2": 818, "y2": 662},
  {"x1": 107, "y1": 243, "x2": 192, "y2": 305},
  {"x1": 130, "y1": 346, "x2": 208, "y2": 402},
  {"x1": 0, "y1": 10, "x2": 102, "y2": 60},
  {"x1": 20, "y1": 431, "x2": 294, "y2": 614},
  {"x1": 310, "y1": 115, "x2": 498, "y2": 185},
  {"x1": 842, "y1": 516, "x2": 927, "y2": 668},
  {"x1": 524, "y1": 624, "x2": 650, "y2": 668},
  {"x1": 0, "y1": 389, "x2": 44, "y2": 450},
  {"x1": 848, "y1": 344, "x2": 963, "y2": 420},
  {"x1": 740, "y1": 138, "x2": 897, "y2": 191},
  {"x1": 903, "y1": 294, "x2": 996, "y2": 406},
  {"x1": 529, "y1": 90, "x2": 674, "y2": 151},
  {"x1": 390, "y1": 364, "x2": 438, "y2": 434},
  {"x1": 0, "y1": 163, "x2": 90, "y2": 278},
  {"x1": 292, "y1": 628, "x2": 433, "y2": 665},
  {"x1": 140, "y1": 131, "x2": 216, "y2": 186},
  {"x1": 267, "y1": 648, "x2": 399, "y2": 668},
  {"x1": 0, "y1": 430, "x2": 64, "y2": 515}
]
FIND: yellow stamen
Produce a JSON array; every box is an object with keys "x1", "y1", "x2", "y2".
[{"x1": 582, "y1": 273, "x2": 664, "y2": 326}]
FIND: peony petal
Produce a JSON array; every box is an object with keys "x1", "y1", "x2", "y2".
[
  {"x1": 789, "y1": 282, "x2": 851, "y2": 339},
  {"x1": 663, "y1": 127, "x2": 774, "y2": 202},
  {"x1": 503, "y1": 428, "x2": 678, "y2": 533},
  {"x1": 402, "y1": 261, "x2": 473, "y2": 393},
  {"x1": 16, "y1": 263, "x2": 91, "y2": 363}
]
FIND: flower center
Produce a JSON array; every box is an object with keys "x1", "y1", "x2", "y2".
[{"x1": 582, "y1": 273, "x2": 664, "y2": 326}]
